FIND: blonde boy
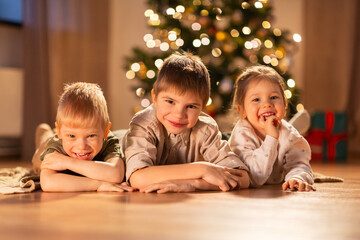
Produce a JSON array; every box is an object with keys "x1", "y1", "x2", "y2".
[
  {"x1": 35, "y1": 82, "x2": 131, "y2": 192},
  {"x1": 125, "y1": 52, "x2": 249, "y2": 193}
]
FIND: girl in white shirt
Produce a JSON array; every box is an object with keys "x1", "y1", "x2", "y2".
[{"x1": 229, "y1": 65, "x2": 316, "y2": 191}]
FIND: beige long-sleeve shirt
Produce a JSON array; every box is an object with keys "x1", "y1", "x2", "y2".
[
  {"x1": 229, "y1": 119, "x2": 314, "y2": 187},
  {"x1": 124, "y1": 105, "x2": 248, "y2": 181}
]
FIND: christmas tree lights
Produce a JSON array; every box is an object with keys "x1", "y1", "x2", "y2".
[{"x1": 125, "y1": 0, "x2": 302, "y2": 117}]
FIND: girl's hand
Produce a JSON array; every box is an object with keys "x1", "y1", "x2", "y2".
[
  {"x1": 97, "y1": 182, "x2": 137, "y2": 192},
  {"x1": 41, "y1": 151, "x2": 70, "y2": 171},
  {"x1": 140, "y1": 180, "x2": 196, "y2": 193},
  {"x1": 261, "y1": 115, "x2": 281, "y2": 139},
  {"x1": 282, "y1": 178, "x2": 316, "y2": 192}
]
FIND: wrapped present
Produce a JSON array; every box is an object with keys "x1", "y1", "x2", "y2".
[{"x1": 305, "y1": 111, "x2": 347, "y2": 162}]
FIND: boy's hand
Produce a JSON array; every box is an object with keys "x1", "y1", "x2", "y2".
[
  {"x1": 97, "y1": 182, "x2": 137, "y2": 192},
  {"x1": 41, "y1": 151, "x2": 70, "y2": 171},
  {"x1": 282, "y1": 178, "x2": 316, "y2": 192},
  {"x1": 140, "y1": 180, "x2": 196, "y2": 193},
  {"x1": 261, "y1": 115, "x2": 281, "y2": 139},
  {"x1": 200, "y1": 164, "x2": 244, "y2": 191}
]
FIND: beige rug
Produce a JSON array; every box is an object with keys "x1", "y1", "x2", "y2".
[{"x1": 0, "y1": 167, "x2": 40, "y2": 195}]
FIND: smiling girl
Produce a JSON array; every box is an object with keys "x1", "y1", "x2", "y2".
[{"x1": 229, "y1": 65, "x2": 315, "y2": 192}]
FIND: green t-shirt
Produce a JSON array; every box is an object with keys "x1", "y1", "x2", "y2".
[{"x1": 40, "y1": 131, "x2": 123, "y2": 176}]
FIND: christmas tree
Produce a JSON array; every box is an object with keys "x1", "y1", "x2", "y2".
[{"x1": 125, "y1": 0, "x2": 303, "y2": 117}]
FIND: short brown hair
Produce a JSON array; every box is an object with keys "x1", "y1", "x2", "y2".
[
  {"x1": 56, "y1": 82, "x2": 110, "y2": 129},
  {"x1": 153, "y1": 52, "x2": 210, "y2": 107},
  {"x1": 233, "y1": 65, "x2": 287, "y2": 110}
]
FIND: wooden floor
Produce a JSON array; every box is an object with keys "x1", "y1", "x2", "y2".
[{"x1": 1, "y1": 157, "x2": 360, "y2": 240}]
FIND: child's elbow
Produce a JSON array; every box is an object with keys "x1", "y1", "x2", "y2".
[
  {"x1": 40, "y1": 177, "x2": 55, "y2": 192},
  {"x1": 129, "y1": 171, "x2": 147, "y2": 189}
]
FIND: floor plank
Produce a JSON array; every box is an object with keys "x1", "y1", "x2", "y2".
[{"x1": 1, "y1": 158, "x2": 360, "y2": 240}]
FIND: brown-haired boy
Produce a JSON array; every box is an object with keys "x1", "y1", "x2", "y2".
[{"x1": 125, "y1": 52, "x2": 249, "y2": 193}]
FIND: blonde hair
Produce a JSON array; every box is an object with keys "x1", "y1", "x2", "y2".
[
  {"x1": 232, "y1": 65, "x2": 287, "y2": 112},
  {"x1": 153, "y1": 52, "x2": 210, "y2": 107},
  {"x1": 56, "y1": 82, "x2": 110, "y2": 129}
]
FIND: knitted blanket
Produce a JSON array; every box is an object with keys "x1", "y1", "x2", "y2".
[
  {"x1": 313, "y1": 172, "x2": 344, "y2": 183},
  {"x1": 0, "y1": 167, "x2": 40, "y2": 195}
]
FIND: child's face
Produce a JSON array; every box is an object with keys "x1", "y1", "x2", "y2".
[
  {"x1": 57, "y1": 123, "x2": 106, "y2": 160},
  {"x1": 152, "y1": 88, "x2": 203, "y2": 135},
  {"x1": 241, "y1": 79, "x2": 286, "y2": 135}
]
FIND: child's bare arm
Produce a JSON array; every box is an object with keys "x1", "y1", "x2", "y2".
[
  {"x1": 141, "y1": 171, "x2": 249, "y2": 193},
  {"x1": 129, "y1": 162, "x2": 245, "y2": 191},
  {"x1": 40, "y1": 168, "x2": 127, "y2": 192},
  {"x1": 42, "y1": 151, "x2": 124, "y2": 183}
]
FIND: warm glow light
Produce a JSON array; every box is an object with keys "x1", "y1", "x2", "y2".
[
  {"x1": 146, "y1": 70, "x2": 156, "y2": 79},
  {"x1": 230, "y1": 29, "x2": 239, "y2": 37},
  {"x1": 131, "y1": 63, "x2": 141, "y2": 72},
  {"x1": 176, "y1": 5, "x2": 185, "y2": 13},
  {"x1": 273, "y1": 28, "x2": 282, "y2": 36},
  {"x1": 126, "y1": 70, "x2": 135, "y2": 79},
  {"x1": 251, "y1": 39, "x2": 259, "y2": 49},
  {"x1": 168, "y1": 31, "x2": 177, "y2": 41},
  {"x1": 201, "y1": 37, "x2": 210, "y2": 45},
  {"x1": 136, "y1": 88, "x2": 145, "y2": 97},
  {"x1": 255, "y1": 1, "x2": 263, "y2": 8},
  {"x1": 275, "y1": 50, "x2": 284, "y2": 59},
  {"x1": 146, "y1": 40, "x2": 156, "y2": 48},
  {"x1": 293, "y1": 33, "x2": 302, "y2": 42},
  {"x1": 242, "y1": 26, "x2": 251, "y2": 35},
  {"x1": 143, "y1": 34, "x2": 153, "y2": 42},
  {"x1": 144, "y1": 9, "x2": 154, "y2": 17},
  {"x1": 141, "y1": 98, "x2": 151, "y2": 108},
  {"x1": 207, "y1": 98, "x2": 212, "y2": 106},
  {"x1": 199, "y1": 10, "x2": 208, "y2": 17},
  {"x1": 192, "y1": 22, "x2": 201, "y2": 31},
  {"x1": 287, "y1": 79, "x2": 296, "y2": 88},
  {"x1": 173, "y1": 12, "x2": 182, "y2": 19},
  {"x1": 193, "y1": 0, "x2": 201, "y2": 5},
  {"x1": 284, "y1": 90, "x2": 292, "y2": 99},
  {"x1": 212, "y1": 48, "x2": 222, "y2": 57},
  {"x1": 270, "y1": 58, "x2": 278, "y2": 66},
  {"x1": 244, "y1": 41, "x2": 252, "y2": 49},
  {"x1": 150, "y1": 14, "x2": 159, "y2": 21},
  {"x1": 241, "y1": 2, "x2": 250, "y2": 9},
  {"x1": 193, "y1": 39, "x2": 201, "y2": 47},
  {"x1": 176, "y1": 38, "x2": 184, "y2": 47},
  {"x1": 262, "y1": 21, "x2": 271, "y2": 29},
  {"x1": 264, "y1": 40, "x2": 273, "y2": 48},
  {"x1": 160, "y1": 42, "x2": 169, "y2": 51},
  {"x1": 296, "y1": 104, "x2": 305, "y2": 112},
  {"x1": 263, "y1": 55, "x2": 271, "y2": 64},
  {"x1": 155, "y1": 59, "x2": 163, "y2": 68},
  {"x1": 166, "y1": 8, "x2": 175, "y2": 15}
]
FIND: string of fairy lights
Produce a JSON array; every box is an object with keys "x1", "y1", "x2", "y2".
[{"x1": 125, "y1": 0, "x2": 305, "y2": 116}]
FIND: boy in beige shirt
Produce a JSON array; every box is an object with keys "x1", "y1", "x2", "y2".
[{"x1": 125, "y1": 52, "x2": 249, "y2": 193}]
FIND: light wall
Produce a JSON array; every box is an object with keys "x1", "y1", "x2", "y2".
[{"x1": 108, "y1": 0, "x2": 149, "y2": 130}]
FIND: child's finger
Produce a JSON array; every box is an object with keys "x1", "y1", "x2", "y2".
[
  {"x1": 282, "y1": 181, "x2": 289, "y2": 191},
  {"x1": 227, "y1": 168, "x2": 244, "y2": 176},
  {"x1": 298, "y1": 181, "x2": 306, "y2": 191},
  {"x1": 218, "y1": 182, "x2": 230, "y2": 192}
]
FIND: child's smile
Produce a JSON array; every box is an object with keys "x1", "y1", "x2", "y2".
[
  {"x1": 241, "y1": 79, "x2": 286, "y2": 137},
  {"x1": 152, "y1": 88, "x2": 203, "y2": 135},
  {"x1": 57, "y1": 123, "x2": 106, "y2": 160}
]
